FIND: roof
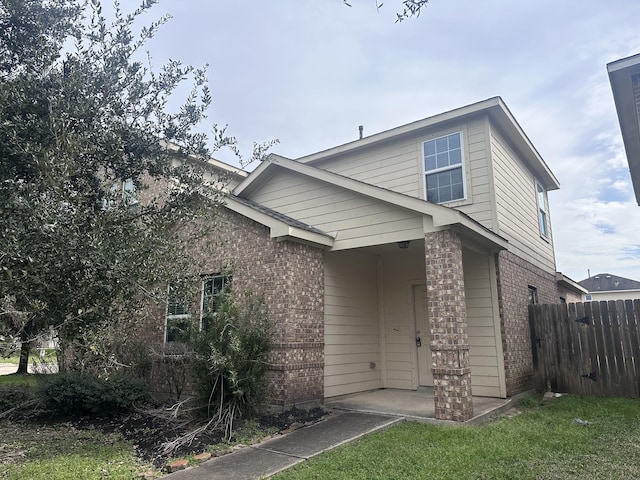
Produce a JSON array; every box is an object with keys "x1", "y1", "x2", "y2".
[
  {"x1": 578, "y1": 273, "x2": 640, "y2": 292},
  {"x1": 222, "y1": 194, "x2": 334, "y2": 248},
  {"x1": 228, "y1": 195, "x2": 330, "y2": 237},
  {"x1": 607, "y1": 53, "x2": 640, "y2": 205},
  {"x1": 235, "y1": 153, "x2": 509, "y2": 251},
  {"x1": 555, "y1": 272, "x2": 588, "y2": 295},
  {"x1": 295, "y1": 97, "x2": 560, "y2": 191}
]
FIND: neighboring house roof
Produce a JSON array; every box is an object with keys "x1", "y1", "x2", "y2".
[
  {"x1": 578, "y1": 273, "x2": 640, "y2": 292},
  {"x1": 295, "y1": 96, "x2": 560, "y2": 191},
  {"x1": 555, "y1": 272, "x2": 588, "y2": 295},
  {"x1": 607, "y1": 53, "x2": 640, "y2": 205},
  {"x1": 223, "y1": 194, "x2": 334, "y2": 248},
  {"x1": 235, "y1": 153, "x2": 509, "y2": 251}
]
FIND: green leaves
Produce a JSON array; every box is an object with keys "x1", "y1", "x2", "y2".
[{"x1": 0, "y1": 0, "x2": 220, "y2": 368}]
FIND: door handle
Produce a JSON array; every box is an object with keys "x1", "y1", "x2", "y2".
[{"x1": 416, "y1": 336, "x2": 422, "y2": 348}]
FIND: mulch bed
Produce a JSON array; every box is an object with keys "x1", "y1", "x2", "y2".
[{"x1": 66, "y1": 406, "x2": 328, "y2": 467}]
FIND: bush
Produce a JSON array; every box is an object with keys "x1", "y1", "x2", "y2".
[
  {"x1": 37, "y1": 371, "x2": 148, "y2": 415},
  {"x1": 191, "y1": 291, "x2": 272, "y2": 437},
  {"x1": 0, "y1": 384, "x2": 36, "y2": 413}
]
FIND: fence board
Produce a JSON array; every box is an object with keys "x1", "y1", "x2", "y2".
[{"x1": 528, "y1": 300, "x2": 640, "y2": 399}]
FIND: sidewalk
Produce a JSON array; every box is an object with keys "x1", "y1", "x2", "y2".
[{"x1": 163, "y1": 411, "x2": 403, "y2": 480}]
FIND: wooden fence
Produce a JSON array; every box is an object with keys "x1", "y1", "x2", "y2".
[{"x1": 528, "y1": 300, "x2": 640, "y2": 398}]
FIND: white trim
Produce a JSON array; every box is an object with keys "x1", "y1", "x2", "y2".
[{"x1": 421, "y1": 131, "x2": 467, "y2": 204}]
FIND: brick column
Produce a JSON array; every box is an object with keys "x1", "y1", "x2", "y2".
[{"x1": 425, "y1": 230, "x2": 472, "y2": 422}]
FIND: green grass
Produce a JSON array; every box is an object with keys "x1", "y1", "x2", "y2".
[
  {"x1": 2, "y1": 349, "x2": 57, "y2": 365},
  {"x1": 275, "y1": 395, "x2": 640, "y2": 480},
  {"x1": 0, "y1": 421, "x2": 153, "y2": 480},
  {"x1": 0, "y1": 373, "x2": 37, "y2": 386}
]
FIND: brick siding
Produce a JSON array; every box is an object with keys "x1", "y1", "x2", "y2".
[
  {"x1": 495, "y1": 250, "x2": 559, "y2": 395},
  {"x1": 425, "y1": 230, "x2": 473, "y2": 421},
  {"x1": 148, "y1": 206, "x2": 325, "y2": 409}
]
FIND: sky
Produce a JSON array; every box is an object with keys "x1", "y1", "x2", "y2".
[{"x1": 135, "y1": 0, "x2": 640, "y2": 283}]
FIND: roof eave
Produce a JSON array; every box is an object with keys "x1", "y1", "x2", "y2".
[
  {"x1": 224, "y1": 196, "x2": 334, "y2": 248},
  {"x1": 608, "y1": 54, "x2": 640, "y2": 206}
]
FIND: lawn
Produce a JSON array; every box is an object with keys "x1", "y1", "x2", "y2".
[{"x1": 274, "y1": 394, "x2": 640, "y2": 480}]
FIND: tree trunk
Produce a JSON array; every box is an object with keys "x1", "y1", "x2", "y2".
[{"x1": 16, "y1": 334, "x2": 30, "y2": 374}]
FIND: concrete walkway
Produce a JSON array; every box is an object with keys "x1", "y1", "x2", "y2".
[
  {"x1": 163, "y1": 389, "x2": 519, "y2": 480},
  {"x1": 164, "y1": 412, "x2": 402, "y2": 480}
]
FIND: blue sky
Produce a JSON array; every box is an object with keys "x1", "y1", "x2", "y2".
[{"x1": 136, "y1": 0, "x2": 640, "y2": 282}]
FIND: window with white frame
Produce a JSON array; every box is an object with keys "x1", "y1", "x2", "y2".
[
  {"x1": 423, "y1": 132, "x2": 465, "y2": 204},
  {"x1": 165, "y1": 283, "x2": 191, "y2": 343},
  {"x1": 536, "y1": 180, "x2": 549, "y2": 238},
  {"x1": 200, "y1": 274, "x2": 231, "y2": 330}
]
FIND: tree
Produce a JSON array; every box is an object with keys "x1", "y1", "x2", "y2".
[
  {"x1": 342, "y1": 0, "x2": 431, "y2": 21},
  {"x1": 0, "y1": 0, "x2": 219, "y2": 374}
]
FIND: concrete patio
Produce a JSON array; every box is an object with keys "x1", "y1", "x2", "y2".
[{"x1": 324, "y1": 388, "x2": 516, "y2": 424}]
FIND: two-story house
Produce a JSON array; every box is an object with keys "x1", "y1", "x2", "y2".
[{"x1": 152, "y1": 97, "x2": 570, "y2": 422}]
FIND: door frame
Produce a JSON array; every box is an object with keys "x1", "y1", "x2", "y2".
[{"x1": 409, "y1": 280, "x2": 433, "y2": 388}]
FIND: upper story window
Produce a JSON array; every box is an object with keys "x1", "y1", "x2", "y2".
[
  {"x1": 536, "y1": 180, "x2": 548, "y2": 238},
  {"x1": 423, "y1": 132, "x2": 465, "y2": 204}
]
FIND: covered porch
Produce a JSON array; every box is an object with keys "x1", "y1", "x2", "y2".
[
  {"x1": 325, "y1": 388, "x2": 515, "y2": 424},
  {"x1": 323, "y1": 228, "x2": 508, "y2": 422}
]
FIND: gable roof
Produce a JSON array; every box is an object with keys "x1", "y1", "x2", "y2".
[
  {"x1": 223, "y1": 194, "x2": 334, "y2": 248},
  {"x1": 578, "y1": 273, "x2": 640, "y2": 292},
  {"x1": 295, "y1": 97, "x2": 559, "y2": 190},
  {"x1": 607, "y1": 53, "x2": 640, "y2": 205},
  {"x1": 235, "y1": 153, "x2": 508, "y2": 251}
]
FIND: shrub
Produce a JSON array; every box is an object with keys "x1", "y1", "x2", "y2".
[
  {"x1": 37, "y1": 371, "x2": 148, "y2": 415},
  {"x1": 0, "y1": 384, "x2": 36, "y2": 413},
  {"x1": 191, "y1": 291, "x2": 272, "y2": 437}
]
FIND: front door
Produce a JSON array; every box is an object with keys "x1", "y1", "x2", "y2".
[{"x1": 413, "y1": 284, "x2": 433, "y2": 386}]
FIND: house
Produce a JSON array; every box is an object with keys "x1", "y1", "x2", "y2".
[
  {"x1": 579, "y1": 273, "x2": 640, "y2": 302},
  {"x1": 607, "y1": 53, "x2": 640, "y2": 205},
  {"x1": 151, "y1": 97, "x2": 571, "y2": 422}
]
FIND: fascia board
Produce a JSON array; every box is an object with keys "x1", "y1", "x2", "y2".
[
  {"x1": 224, "y1": 197, "x2": 334, "y2": 248},
  {"x1": 608, "y1": 55, "x2": 640, "y2": 205},
  {"x1": 233, "y1": 160, "x2": 272, "y2": 196},
  {"x1": 267, "y1": 154, "x2": 508, "y2": 250},
  {"x1": 296, "y1": 97, "x2": 503, "y2": 164},
  {"x1": 555, "y1": 272, "x2": 589, "y2": 294},
  {"x1": 489, "y1": 99, "x2": 560, "y2": 190}
]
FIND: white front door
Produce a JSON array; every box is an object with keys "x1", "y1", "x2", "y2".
[{"x1": 413, "y1": 284, "x2": 433, "y2": 386}]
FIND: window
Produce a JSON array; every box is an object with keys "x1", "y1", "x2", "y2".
[
  {"x1": 200, "y1": 275, "x2": 231, "y2": 330},
  {"x1": 585, "y1": 294, "x2": 593, "y2": 301},
  {"x1": 536, "y1": 181, "x2": 548, "y2": 238},
  {"x1": 423, "y1": 132, "x2": 465, "y2": 204},
  {"x1": 528, "y1": 286, "x2": 538, "y2": 305},
  {"x1": 165, "y1": 283, "x2": 191, "y2": 343}
]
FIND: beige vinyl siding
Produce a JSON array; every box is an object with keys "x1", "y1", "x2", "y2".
[
  {"x1": 463, "y1": 248, "x2": 504, "y2": 397},
  {"x1": 490, "y1": 128, "x2": 556, "y2": 272},
  {"x1": 249, "y1": 169, "x2": 426, "y2": 250},
  {"x1": 315, "y1": 139, "x2": 421, "y2": 197},
  {"x1": 380, "y1": 248, "x2": 426, "y2": 389},
  {"x1": 324, "y1": 250, "x2": 381, "y2": 398}
]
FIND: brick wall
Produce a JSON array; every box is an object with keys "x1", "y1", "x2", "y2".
[
  {"x1": 495, "y1": 250, "x2": 558, "y2": 395},
  {"x1": 148, "y1": 206, "x2": 325, "y2": 409},
  {"x1": 425, "y1": 230, "x2": 473, "y2": 422}
]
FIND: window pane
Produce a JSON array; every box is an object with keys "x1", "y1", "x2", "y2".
[
  {"x1": 435, "y1": 137, "x2": 448, "y2": 152},
  {"x1": 539, "y1": 210, "x2": 547, "y2": 236},
  {"x1": 425, "y1": 155, "x2": 437, "y2": 172},
  {"x1": 426, "y1": 168, "x2": 464, "y2": 204},
  {"x1": 436, "y1": 152, "x2": 449, "y2": 169},
  {"x1": 449, "y1": 148, "x2": 462, "y2": 165},
  {"x1": 424, "y1": 141, "x2": 436, "y2": 156},
  {"x1": 166, "y1": 318, "x2": 191, "y2": 343},
  {"x1": 448, "y1": 133, "x2": 461, "y2": 149}
]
